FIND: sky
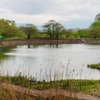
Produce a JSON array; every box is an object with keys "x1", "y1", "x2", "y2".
[{"x1": 0, "y1": 0, "x2": 100, "y2": 29}]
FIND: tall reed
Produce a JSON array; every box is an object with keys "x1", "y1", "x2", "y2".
[{"x1": 0, "y1": 60, "x2": 99, "y2": 100}]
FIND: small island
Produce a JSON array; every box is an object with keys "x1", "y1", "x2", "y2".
[{"x1": 88, "y1": 63, "x2": 100, "y2": 70}]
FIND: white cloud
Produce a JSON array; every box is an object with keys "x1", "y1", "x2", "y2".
[
  {"x1": 0, "y1": 0, "x2": 100, "y2": 28},
  {"x1": 0, "y1": 8, "x2": 13, "y2": 14},
  {"x1": 0, "y1": 9, "x2": 87, "y2": 26}
]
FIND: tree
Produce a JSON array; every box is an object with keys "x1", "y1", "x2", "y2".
[
  {"x1": 95, "y1": 13, "x2": 100, "y2": 22},
  {"x1": 6, "y1": 19, "x2": 16, "y2": 26},
  {"x1": 61, "y1": 29, "x2": 72, "y2": 38},
  {"x1": 87, "y1": 14, "x2": 100, "y2": 39},
  {"x1": 88, "y1": 19, "x2": 100, "y2": 39},
  {"x1": 90, "y1": 21, "x2": 100, "y2": 28},
  {"x1": 54, "y1": 22, "x2": 64, "y2": 39},
  {"x1": 88, "y1": 27, "x2": 100, "y2": 39},
  {"x1": 78, "y1": 29, "x2": 88, "y2": 38},
  {"x1": 0, "y1": 19, "x2": 18, "y2": 38},
  {"x1": 43, "y1": 20, "x2": 64, "y2": 39},
  {"x1": 19, "y1": 24, "x2": 38, "y2": 39}
]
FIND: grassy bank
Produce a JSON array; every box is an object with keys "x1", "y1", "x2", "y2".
[
  {"x1": 88, "y1": 63, "x2": 100, "y2": 70},
  {"x1": 0, "y1": 75, "x2": 100, "y2": 97},
  {"x1": 0, "y1": 62, "x2": 100, "y2": 99}
]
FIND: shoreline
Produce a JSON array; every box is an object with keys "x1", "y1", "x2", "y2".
[
  {"x1": 0, "y1": 39, "x2": 83, "y2": 47},
  {"x1": 0, "y1": 38, "x2": 100, "y2": 47}
]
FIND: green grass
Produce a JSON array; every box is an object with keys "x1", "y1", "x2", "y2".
[
  {"x1": 88, "y1": 63, "x2": 100, "y2": 70},
  {"x1": 0, "y1": 61, "x2": 100, "y2": 99},
  {"x1": 0, "y1": 75, "x2": 100, "y2": 97},
  {"x1": 30, "y1": 79, "x2": 100, "y2": 96}
]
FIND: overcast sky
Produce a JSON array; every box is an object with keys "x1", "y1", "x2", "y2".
[{"x1": 0, "y1": 0, "x2": 100, "y2": 29}]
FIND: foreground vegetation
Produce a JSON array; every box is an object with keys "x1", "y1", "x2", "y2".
[
  {"x1": 0, "y1": 74, "x2": 100, "y2": 98},
  {"x1": 88, "y1": 63, "x2": 100, "y2": 70},
  {"x1": 0, "y1": 60, "x2": 100, "y2": 99},
  {"x1": 0, "y1": 58, "x2": 100, "y2": 99},
  {"x1": 2, "y1": 76, "x2": 100, "y2": 95}
]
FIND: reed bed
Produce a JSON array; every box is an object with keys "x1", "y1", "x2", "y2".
[{"x1": 0, "y1": 60, "x2": 100, "y2": 100}]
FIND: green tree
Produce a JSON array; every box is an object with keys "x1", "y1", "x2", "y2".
[
  {"x1": 88, "y1": 20, "x2": 100, "y2": 39},
  {"x1": 0, "y1": 19, "x2": 18, "y2": 38},
  {"x1": 88, "y1": 27, "x2": 100, "y2": 39},
  {"x1": 19, "y1": 24, "x2": 38, "y2": 39},
  {"x1": 43, "y1": 20, "x2": 64, "y2": 39},
  {"x1": 78, "y1": 29, "x2": 88, "y2": 38},
  {"x1": 6, "y1": 19, "x2": 16, "y2": 26},
  {"x1": 54, "y1": 22, "x2": 64, "y2": 39},
  {"x1": 61, "y1": 29, "x2": 72, "y2": 38},
  {"x1": 95, "y1": 13, "x2": 100, "y2": 22},
  {"x1": 90, "y1": 21, "x2": 100, "y2": 28}
]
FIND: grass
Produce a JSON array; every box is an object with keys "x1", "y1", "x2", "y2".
[
  {"x1": 0, "y1": 61, "x2": 100, "y2": 99},
  {"x1": 88, "y1": 63, "x2": 100, "y2": 70},
  {"x1": 0, "y1": 88, "x2": 36, "y2": 100},
  {"x1": 0, "y1": 88, "x2": 84, "y2": 100},
  {"x1": 0, "y1": 73, "x2": 100, "y2": 97}
]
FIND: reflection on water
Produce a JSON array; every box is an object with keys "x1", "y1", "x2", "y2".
[
  {"x1": 0, "y1": 44, "x2": 100, "y2": 80},
  {"x1": 0, "y1": 46, "x2": 17, "y2": 59}
]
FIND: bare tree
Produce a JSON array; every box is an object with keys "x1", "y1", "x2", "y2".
[{"x1": 43, "y1": 20, "x2": 64, "y2": 39}]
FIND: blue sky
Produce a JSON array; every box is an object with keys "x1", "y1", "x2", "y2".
[{"x1": 0, "y1": 0, "x2": 100, "y2": 29}]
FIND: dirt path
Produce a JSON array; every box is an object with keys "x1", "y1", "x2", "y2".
[{"x1": 0, "y1": 83, "x2": 100, "y2": 100}]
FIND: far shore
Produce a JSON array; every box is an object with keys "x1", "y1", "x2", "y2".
[{"x1": 0, "y1": 38, "x2": 100, "y2": 47}]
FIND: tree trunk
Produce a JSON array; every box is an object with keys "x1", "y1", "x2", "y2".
[{"x1": 28, "y1": 34, "x2": 30, "y2": 39}]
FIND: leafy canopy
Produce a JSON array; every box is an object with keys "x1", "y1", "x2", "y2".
[{"x1": 19, "y1": 24, "x2": 38, "y2": 39}]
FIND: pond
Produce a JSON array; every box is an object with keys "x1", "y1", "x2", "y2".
[{"x1": 0, "y1": 44, "x2": 100, "y2": 80}]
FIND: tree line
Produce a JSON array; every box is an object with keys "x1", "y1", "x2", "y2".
[{"x1": 0, "y1": 13, "x2": 100, "y2": 39}]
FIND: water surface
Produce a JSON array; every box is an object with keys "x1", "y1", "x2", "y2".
[{"x1": 0, "y1": 44, "x2": 100, "y2": 80}]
